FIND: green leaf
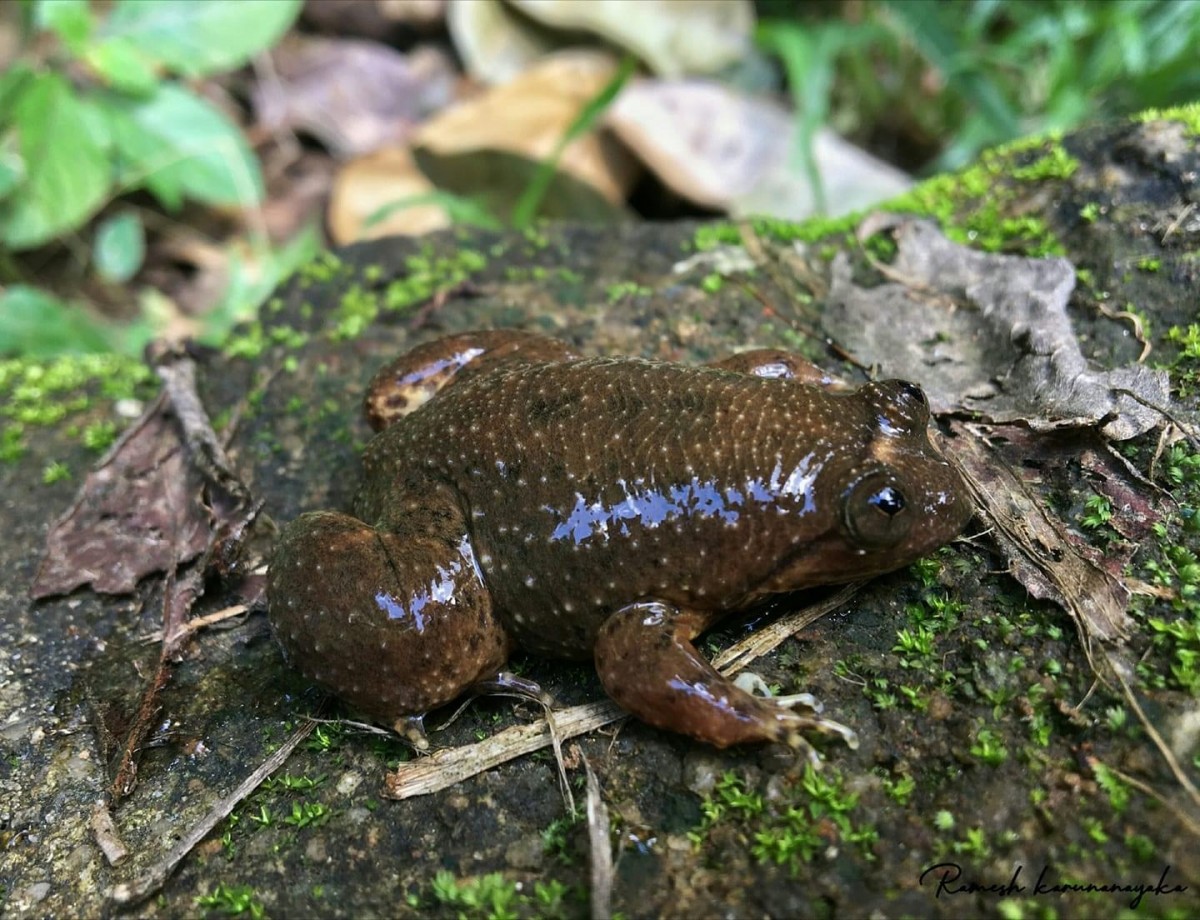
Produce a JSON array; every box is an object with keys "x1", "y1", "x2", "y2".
[
  {"x1": 93, "y1": 211, "x2": 145, "y2": 283},
  {"x1": 0, "y1": 286, "x2": 115, "y2": 357},
  {"x1": 35, "y1": 0, "x2": 95, "y2": 55},
  {"x1": 0, "y1": 133, "x2": 25, "y2": 202},
  {"x1": 84, "y1": 37, "x2": 160, "y2": 96},
  {"x1": 0, "y1": 62, "x2": 35, "y2": 115},
  {"x1": 97, "y1": 82, "x2": 264, "y2": 209},
  {"x1": 102, "y1": 0, "x2": 301, "y2": 78},
  {"x1": 0, "y1": 73, "x2": 112, "y2": 250}
]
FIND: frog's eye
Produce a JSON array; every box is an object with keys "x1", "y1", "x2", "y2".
[{"x1": 843, "y1": 473, "x2": 911, "y2": 548}]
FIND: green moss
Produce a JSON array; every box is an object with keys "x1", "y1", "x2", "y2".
[
  {"x1": 0, "y1": 354, "x2": 153, "y2": 462},
  {"x1": 605, "y1": 280, "x2": 652, "y2": 302},
  {"x1": 195, "y1": 883, "x2": 264, "y2": 918},
  {"x1": 690, "y1": 767, "x2": 878, "y2": 872},
  {"x1": 419, "y1": 870, "x2": 576, "y2": 918},
  {"x1": 1134, "y1": 101, "x2": 1200, "y2": 135},
  {"x1": 331, "y1": 249, "x2": 488, "y2": 341},
  {"x1": 296, "y1": 250, "x2": 349, "y2": 286},
  {"x1": 1010, "y1": 146, "x2": 1079, "y2": 182},
  {"x1": 692, "y1": 222, "x2": 743, "y2": 252}
]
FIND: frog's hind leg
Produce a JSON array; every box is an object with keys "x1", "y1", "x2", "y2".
[
  {"x1": 267, "y1": 510, "x2": 513, "y2": 737},
  {"x1": 593, "y1": 601, "x2": 854, "y2": 751}
]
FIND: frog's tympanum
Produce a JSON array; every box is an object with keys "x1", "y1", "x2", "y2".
[{"x1": 268, "y1": 331, "x2": 971, "y2": 750}]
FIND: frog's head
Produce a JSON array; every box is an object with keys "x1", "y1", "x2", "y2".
[{"x1": 766, "y1": 379, "x2": 973, "y2": 589}]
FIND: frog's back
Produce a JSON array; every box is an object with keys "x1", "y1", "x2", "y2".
[{"x1": 359, "y1": 356, "x2": 889, "y2": 656}]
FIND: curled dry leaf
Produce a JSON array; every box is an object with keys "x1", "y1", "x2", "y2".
[
  {"x1": 412, "y1": 49, "x2": 638, "y2": 222},
  {"x1": 510, "y1": 0, "x2": 754, "y2": 78},
  {"x1": 606, "y1": 79, "x2": 910, "y2": 217},
  {"x1": 329, "y1": 147, "x2": 448, "y2": 244},
  {"x1": 253, "y1": 36, "x2": 456, "y2": 156},
  {"x1": 826, "y1": 217, "x2": 1173, "y2": 439}
]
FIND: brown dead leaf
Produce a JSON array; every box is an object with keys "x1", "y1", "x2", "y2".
[
  {"x1": 826, "y1": 217, "x2": 1173, "y2": 439},
  {"x1": 413, "y1": 50, "x2": 638, "y2": 221},
  {"x1": 329, "y1": 147, "x2": 449, "y2": 244},
  {"x1": 377, "y1": 0, "x2": 447, "y2": 26},
  {"x1": 302, "y1": 0, "x2": 446, "y2": 36},
  {"x1": 253, "y1": 35, "x2": 456, "y2": 156},
  {"x1": 949, "y1": 423, "x2": 1134, "y2": 645},
  {"x1": 32, "y1": 392, "x2": 211, "y2": 598}
]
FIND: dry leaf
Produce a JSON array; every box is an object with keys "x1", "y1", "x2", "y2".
[
  {"x1": 950, "y1": 425, "x2": 1134, "y2": 644},
  {"x1": 253, "y1": 36, "x2": 456, "y2": 156},
  {"x1": 413, "y1": 50, "x2": 638, "y2": 221},
  {"x1": 510, "y1": 0, "x2": 754, "y2": 78},
  {"x1": 377, "y1": 0, "x2": 447, "y2": 26},
  {"x1": 447, "y1": 0, "x2": 558, "y2": 86},
  {"x1": 826, "y1": 217, "x2": 1173, "y2": 438},
  {"x1": 329, "y1": 147, "x2": 449, "y2": 243},
  {"x1": 32, "y1": 394, "x2": 211, "y2": 598},
  {"x1": 606, "y1": 79, "x2": 910, "y2": 216}
]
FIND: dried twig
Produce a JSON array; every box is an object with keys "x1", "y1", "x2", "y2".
[
  {"x1": 109, "y1": 720, "x2": 316, "y2": 907},
  {"x1": 384, "y1": 586, "x2": 862, "y2": 800}
]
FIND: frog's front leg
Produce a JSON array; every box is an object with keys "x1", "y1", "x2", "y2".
[
  {"x1": 267, "y1": 509, "x2": 513, "y2": 739},
  {"x1": 593, "y1": 601, "x2": 856, "y2": 751}
]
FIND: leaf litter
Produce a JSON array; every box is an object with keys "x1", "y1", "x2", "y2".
[{"x1": 819, "y1": 214, "x2": 1199, "y2": 821}]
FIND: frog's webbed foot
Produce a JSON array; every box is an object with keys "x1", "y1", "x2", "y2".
[
  {"x1": 732, "y1": 672, "x2": 859, "y2": 757},
  {"x1": 594, "y1": 601, "x2": 857, "y2": 754}
]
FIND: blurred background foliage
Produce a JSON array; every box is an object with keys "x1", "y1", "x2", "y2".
[{"x1": 0, "y1": 0, "x2": 1197, "y2": 359}]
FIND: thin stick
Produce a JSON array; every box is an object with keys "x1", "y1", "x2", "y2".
[{"x1": 109, "y1": 720, "x2": 315, "y2": 907}]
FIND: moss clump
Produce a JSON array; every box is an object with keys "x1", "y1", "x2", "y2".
[
  {"x1": 1135, "y1": 101, "x2": 1200, "y2": 135},
  {"x1": 0, "y1": 354, "x2": 153, "y2": 462},
  {"x1": 331, "y1": 248, "x2": 488, "y2": 341}
]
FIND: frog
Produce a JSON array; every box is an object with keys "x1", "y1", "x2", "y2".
[{"x1": 267, "y1": 330, "x2": 972, "y2": 750}]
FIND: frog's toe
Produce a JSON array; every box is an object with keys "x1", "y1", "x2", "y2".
[
  {"x1": 734, "y1": 673, "x2": 859, "y2": 751},
  {"x1": 393, "y1": 714, "x2": 431, "y2": 751}
]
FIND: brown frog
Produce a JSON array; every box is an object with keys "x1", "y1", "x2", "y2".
[{"x1": 267, "y1": 330, "x2": 971, "y2": 749}]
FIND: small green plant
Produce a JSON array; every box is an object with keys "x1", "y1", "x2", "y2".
[
  {"x1": 691, "y1": 768, "x2": 877, "y2": 872},
  {"x1": 970, "y1": 728, "x2": 1009, "y2": 766},
  {"x1": 1079, "y1": 494, "x2": 1114, "y2": 531},
  {"x1": 281, "y1": 801, "x2": 330, "y2": 829},
  {"x1": 881, "y1": 773, "x2": 916, "y2": 805},
  {"x1": 196, "y1": 883, "x2": 264, "y2": 918},
  {"x1": 425, "y1": 870, "x2": 577, "y2": 920},
  {"x1": 1091, "y1": 762, "x2": 1130, "y2": 814}
]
